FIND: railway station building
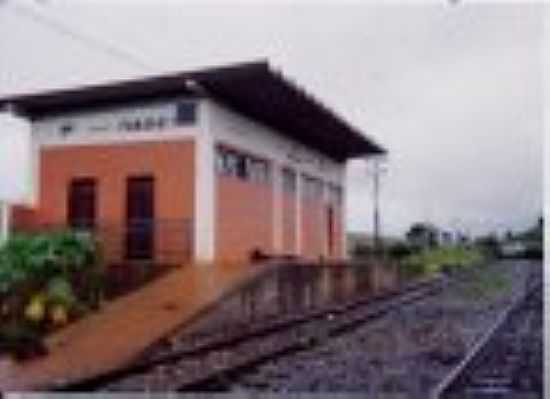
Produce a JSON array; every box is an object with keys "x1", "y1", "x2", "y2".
[{"x1": 0, "y1": 61, "x2": 385, "y2": 265}]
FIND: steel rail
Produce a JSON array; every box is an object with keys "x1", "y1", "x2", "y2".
[
  {"x1": 61, "y1": 265, "x2": 495, "y2": 392},
  {"x1": 432, "y1": 275, "x2": 542, "y2": 399}
]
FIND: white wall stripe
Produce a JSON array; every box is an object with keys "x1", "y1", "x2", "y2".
[{"x1": 193, "y1": 101, "x2": 216, "y2": 263}]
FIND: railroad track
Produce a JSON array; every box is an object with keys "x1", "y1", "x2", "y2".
[
  {"x1": 434, "y1": 271, "x2": 543, "y2": 399},
  {"x1": 62, "y1": 271, "x2": 457, "y2": 392}
]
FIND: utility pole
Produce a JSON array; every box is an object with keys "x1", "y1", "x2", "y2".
[
  {"x1": 373, "y1": 159, "x2": 381, "y2": 251},
  {"x1": 367, "y1": 156, "x2": 386, "y2": 253}
]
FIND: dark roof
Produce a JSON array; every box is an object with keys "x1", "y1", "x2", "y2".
[{"x1": 0, "y1": 61, "x2": 385, "y2": 161}]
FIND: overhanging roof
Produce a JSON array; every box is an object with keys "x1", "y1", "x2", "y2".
[{"x1": 0, "y1": 61, "x2": 386, "y2": 161}]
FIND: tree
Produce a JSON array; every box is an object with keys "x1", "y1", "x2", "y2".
[{"x1": 474, "y1": 233, "x2": 499, "y2": 255}]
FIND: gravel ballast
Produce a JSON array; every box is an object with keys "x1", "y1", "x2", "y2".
[{"x1": 230, "y1": 260, "x2": 541, "y2": 396}]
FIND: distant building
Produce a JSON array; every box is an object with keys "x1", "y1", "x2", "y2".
[
  {"x1": 406, "y1": 222, "x2": 466, "y2": 248},
  {"x1": 499, "y1": 241, "x2": 527, "y2": 258},
  {"x1": 346, "y1": 232, "x2": 402, "y2": 256},
  {"x1": 406, "y1": 223, "x2": 438, "y2": 248},
  {"x1": 0, "y1": 61, "x2": 385, "y2": 264}
]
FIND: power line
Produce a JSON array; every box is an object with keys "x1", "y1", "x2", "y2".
[{"x1": 2, "y1": 1, "x2": 155, "y2": 73}]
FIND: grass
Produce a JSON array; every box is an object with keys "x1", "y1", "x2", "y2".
[
  {"x1": 456, "y1": 263, "x2": 512, "y2": 301},
  {"x1": 403, "y1": 245, "x2": 512, "y2": 301},
  {"x1": 402, "y1": 245, "x2": 485, "y2": 276}
]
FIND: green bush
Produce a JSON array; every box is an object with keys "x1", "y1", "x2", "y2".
[
  {"x1": 402, "y1": 245, "x2": 484, "y2": 276},
  {"x1": 46, "y1": 277, "x2": 77, "y2": 308},
  {"x1": 0, "y1": 230, "x2": 102, "y2": 359},
  {"x1": 386, "y1": 242, "x2": 414, "y2": 259}
]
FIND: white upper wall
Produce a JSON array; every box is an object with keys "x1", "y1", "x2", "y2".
[
  {"x1": 205, "y1": 99, "x2": 346, "y2": 186},
  {"x1": 0, "y1": 112, "x2": 34, "y2": 205},
  {"x1": 31, "y1": 97, "x2": 197, "y2": 147}
]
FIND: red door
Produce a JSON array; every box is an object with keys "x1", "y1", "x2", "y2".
[
  {"x1": 67, "y1": 178, "x2": 96, "y2": 229},
  {"x1": 126, "y1": 176, "x2": 155, "y2": 260}
]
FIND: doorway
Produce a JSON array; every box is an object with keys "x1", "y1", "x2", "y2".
[
  {"x1": 126, "y1": 176, "x2": 155, "y2": 260},
  {"x1": 68, "y1": 177, "x2": 96, "y2": 229}
]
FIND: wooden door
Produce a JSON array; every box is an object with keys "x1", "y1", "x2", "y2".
[{"x1": 126, "y1": 176, "x2": 155, "y2": 260}]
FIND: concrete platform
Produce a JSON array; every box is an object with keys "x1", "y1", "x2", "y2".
[{"x1": 0, "y1": 261, "x2": 269, "y2": 391}]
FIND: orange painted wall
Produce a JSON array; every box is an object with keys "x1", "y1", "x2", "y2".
[
  {"x1": 301, "y1": 198, "x2": 325, "y2": 260},
  {"x1": 12, "y1": 138, "x2": 345, "y2": 263},
  {"x1": 11, "y1": 206, "x2": 38, "y2": 231},
  {"x1": 15, "y1": 140, "x2": 195, "y2": 265},
  {"x1": 216, "y1": 176, "x2": 274, "y2": 261}
]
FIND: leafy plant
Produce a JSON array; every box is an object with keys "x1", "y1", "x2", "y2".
[
  {"x1": 47, "y1": 231, "x2": 97, "y2": 277},
  {"x1": 0, "y1": 230, "x2": 102, "y2": 359},
  {"x1": 46, "y1": 276, "x2": 77, "y2": 308}
]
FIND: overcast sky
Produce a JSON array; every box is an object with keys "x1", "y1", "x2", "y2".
[{"x1": 0, "y1": 0, "x2": 544, "y2": 238}]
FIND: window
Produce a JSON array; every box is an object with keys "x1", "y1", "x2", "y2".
[
  {"x1": 90, "y1": 124, "x2": 109, "y2": 132},
  {"x1": 157, "y1": 116, "x2": 167, "y2": 129},
  {"x1": 144, "y1": 116, "x2": 157, "y2": 130},
  {"x1": 256, "y1": 160, "x2": 270, "y2": 184},
  {"x1": 216, "y1": 149, "x2": 238, "y2": 177},
  {"x1": 302, "y1": 175, "x2": 313, "y2": 199},
  {"x1": 248, "y1": 159, "x2": 270, "y2": 184},
  {"x1": 236, "y1": 155, "x2": 247, "y2": 179},
  {"x1": 216, "y1": 150, "x2": 226, "y2": 175},
  {"x1": 226, "y1": 152, "x2": 239, "y2": 176},
  {"x1": 328, "y1": 184, "x2": 343, "y2": 205},
  {"x1": 335, "y1": 186, "x2": 343, "y2": 205},
  {"x1": 313, "y1": 178, "x2": 323, "y2": 198},
  {"x1": 216, "y1": 147, "x2": 270, "y2": 184},
  {"x1": 118, "y1": 120, "x2": 131, "y2": 131},
  {"x1": 60, "y1": 123, "x2": 74, "y2": 137},
  {"x1": 302, "y1": 175, "x2": 323, "y2": 200},
  {"x1": 216, "y1": 148, "x2": 238, "y2": 177},
  {"x1": 282, "y1": 168, "x2": 296, "y2": 193},
  {"x1": 176, "y1": 102, "x2": 196, "y2": 125}
]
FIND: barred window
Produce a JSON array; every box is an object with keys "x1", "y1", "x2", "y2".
[
  {"x1": 313, "y1": 178, "x2": 323, "y2": 198},
  {"x1": 216, "y1": 147, "x2": 270, "y2": 184},
  {"x1": 302, "y1": 175, "x2": 313, "y2": 199},
  {"x1": 335, "y1": 186, "x2": 343, "y2": 205},
  {"x1": 328, "y1": 184, "x2": 343, "y2": 205},
  {"x1": 282, "y1": 168, "x2": 296, "y2": 193},
  {"x1": 252, "y1": 159, "x2": 271, "y2": 184},
  {"x1": 235, "y1": 155, "x2": 247, "y2": 179},
  {"x1": 216, "y1": 149, "x2": 239, "y2": 177},
  {"x1": 59, "y1": 123, "x2": 74, "y2": 136},
  {"x1": 302, "y1": 175, "x2": 324, "y2": 200},
  {"x1": 176, "y1": 101, "x2": 196, "y2": 125}
]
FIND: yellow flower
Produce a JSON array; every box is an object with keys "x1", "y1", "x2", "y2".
[
  {"x1": 49, "y1": 304, "x2": 68, "y2": 326},
  {"x1": 25, "y1": 294, "x2": 46, "y2": 322}
]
